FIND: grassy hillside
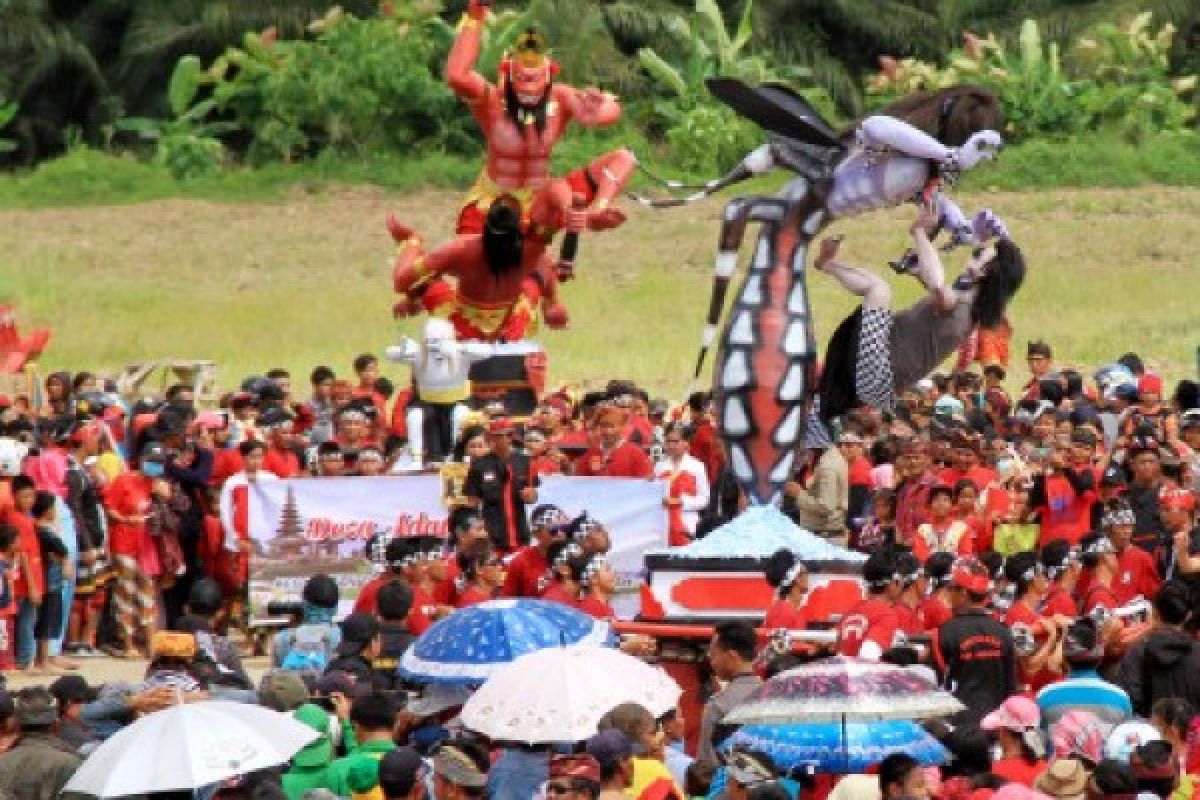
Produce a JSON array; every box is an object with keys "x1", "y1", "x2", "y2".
[{"x1": 0, "y1": 184, "x2": 1195, "y2": 396}]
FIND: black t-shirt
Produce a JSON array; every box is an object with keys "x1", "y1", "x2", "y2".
[
  {"x1": 934, "y1": 607, "x2": 1017, "y2": 724},
  {"x1": 1129, "y1": 482, "x2": 1166, "y2": 569}
]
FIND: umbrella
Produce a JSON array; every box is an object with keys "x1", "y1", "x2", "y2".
[
  {"x1": 723, "y1": 657, "x2": 964, "y2": 726},
  {"x1": 460, "y1": 644, "x2": 681, "y2": 744},
  {"x1": 65, "y1": 701, "x2": 317, "y2": 797},
  {"x1": 400, "y1": 598, "x2": 616, "y2": 685},
  {"x1": 725, "y1": 720, "x2": 949, "y2": 774}
]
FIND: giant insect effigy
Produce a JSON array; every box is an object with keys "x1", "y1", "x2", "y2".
[{"x1": 637, "y1": 80, "x2": 1006, "y2": 504}]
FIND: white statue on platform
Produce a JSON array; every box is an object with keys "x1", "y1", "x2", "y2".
[{"x1": 386, "y1": 317, "x2": 496, "y2": 465}]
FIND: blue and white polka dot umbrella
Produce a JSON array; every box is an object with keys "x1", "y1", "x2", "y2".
[{"x1": 399, "y1": 598, "x2": 617, "y2": 685}]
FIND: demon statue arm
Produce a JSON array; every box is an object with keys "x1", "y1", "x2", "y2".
[{"x1": 445, "y1": 0, "x2": 490, "y2": 107}]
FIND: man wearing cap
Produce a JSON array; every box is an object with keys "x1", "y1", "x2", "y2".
[
  {"x1": 379, "y1": 747, "x2": 429, "y2": 800},
  {"x1": 575, "y1": 405, "x2": 653, "y2": 479},
  {"x1": 431, "y1": 738, "x2": 491, "y2": 800},
  {"x1": 0, "y1": 687, "x2": 82, "y2": 800},
  {"x1": 503, "y1": 504, "x2": 566, "y2": 598},
  {"x1": 717, "y1": 747, "x2": 778, "y2": 800},
  {"x1": 325, "y1": 612, "x2": 383, "y2": 689},
  {"x1": 586, "y1": 730, "x2": 636, "y2": 800},
  {"x1": 931, "y1": 556, "x2": 1017, "y2": 724},
  {"x1": 321, "y1": 692, "x2": 399, "y2": 798},
  {"x1": 1127, "y1": 441, "x2": 1167, "y2": 564},
  {"x1": 48, "y1": 675, "x2": 99, "y2": 752},
  {"x1": 464, "y1": 417, "x2": 537, "y2": 553},
  {"x1": 1022, "y1": 340, "x2": 1055, "y2": 402},
  {"x1": 782, "y1": 433, "x2": 848, "y2": 543},
  {"x1": 285, "y1": 703, "x2": 338, "y2": 800},
  {"x1": 837, "y1": 550, "x2": 902, "y2": 661}
]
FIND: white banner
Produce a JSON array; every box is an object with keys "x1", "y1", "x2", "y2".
[{"x1": 246, "y1": 474, "x2": 666, "y2": 621}]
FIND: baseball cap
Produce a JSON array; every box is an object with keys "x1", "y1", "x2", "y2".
[
  {"x1": 258, "y1": 407, "x2": 296, "y2": 429},
  {"x1": 407, "y1": 684, "x2": 471, "y2": 718},
  {"x1": 549, "y1": 754, "x2": 602, "y2": 784},
  {"x1": 721, "y1": 747, "x2": 778, "y2": 787},
  {"x1": 49, "y1": 675, "x2": 98, "y2": 705},
  {"x1": 259, "y1": 671, "x2": 310, "y2": 712},
  {"x1": 981, "y1": 696, "x2": 1040, "y2": 733},
  {"x1": 15, "y1": 687, "x2": 58, "y2": 728},
  {"x1": 586, "y1": 729, "x2": 634, "y2": 771},
  {"x1": 1138, "y1": 373, "x2": 1163, "y2": 396},
  {"x1": 1159, "y1": 486, "x2": 1196, "y2": 512},
  {"x1": 1100, "y1": 466, "x2": 1127, "y2": 488},
  {"x1": 314, "y1": 670, "x2": 372, "y2": 700},
  {"x1": 379, "y1": 747, "x2": 428, "y2": 798},
  {"x1": 432, "y1": 742, "x2": 488, "y2": 789},
  {"x1": 837, "y1": 431, "x2": 864, "y2": 445},
  {"x1": 950, "y1": 556, "x2": 991, "y2": 594},
  {"x1": 488, "y1": 417, "x2": 515, "y2": 436},
  {"x1": 292, "y1": 704, "x2": 334, "y2": 767},
  {"x1": 336, "y1": 612, "x2": 380, "y2": 654}
]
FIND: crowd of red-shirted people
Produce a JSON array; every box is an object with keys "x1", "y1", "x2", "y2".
[{"x1": 0, "y1": 339, "x2": 1195, "y2": 800}]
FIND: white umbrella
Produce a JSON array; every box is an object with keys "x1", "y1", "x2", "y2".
[
  {"x1": 460, "y1": 644, "x2": 681, "y2": 744},
  {"x1": 66, "y1": 701, "x2": 317, "y2": 798}
]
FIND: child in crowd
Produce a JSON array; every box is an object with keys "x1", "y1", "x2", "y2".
[
  {"x1": 31, "y1": 490, "x2": 70, "y2": 673},
  {"x1": 0, "y1": 525, "x2": 18, "y2": 671}
]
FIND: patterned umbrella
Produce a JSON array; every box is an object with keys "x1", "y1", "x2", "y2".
[
  {"x1": 723, "y1": 657, "x2": 964, "y2": 725},
  {"x1": 399, "y1": 598, "x2": 616, "y2": 685},
  {"x1": 726, "y1": 720, "x2": 949, "y2": 774}
]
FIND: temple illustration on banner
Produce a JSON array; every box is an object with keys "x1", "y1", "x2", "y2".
[{"x1": 253, "y1": 486, "x2": 357, "y2": 577}]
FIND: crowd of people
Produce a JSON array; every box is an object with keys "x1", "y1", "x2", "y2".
[{"x1": 0, "y1": 336, "x2": 1190, "y2": 800}]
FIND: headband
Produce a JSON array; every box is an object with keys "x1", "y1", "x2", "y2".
[
  {"x1": 1102, "y1": 506, "x2": 1136, "y2": 528},
  {"x1": 581, "y1": 555, "x2": 608, "y2": 588},
  {"x1": 778, "y1": 562, "x2": 808, "y2": 596},
  {"x1": 554, "y1": 543, "x2": 582, "y2": 572}
]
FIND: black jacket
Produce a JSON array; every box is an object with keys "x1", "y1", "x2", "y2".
[
  {"x1": 372, "y1": 622, "x2": 416, "y2": 690},
  {"x1": 464, "y1": 452, "x2": 535, "y2": 551},
  {"x1": 1115, "y1": 627, "x2": 1200, "y2": 716},
  {"x1": 934, "y1": 607, "x2": 1017, "y2": 724}
]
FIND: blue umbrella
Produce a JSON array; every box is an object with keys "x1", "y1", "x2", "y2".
[
  {"x1": 725, "y1": 719, "x2": 949, "y2": 774},
  {"x1": 399, "y1": 598, "x2": 616, "y2": 685}
]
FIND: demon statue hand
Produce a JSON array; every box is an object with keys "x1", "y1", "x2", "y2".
[{"x1": 386, "y1": 318, "x2": 496, "y2": 464}]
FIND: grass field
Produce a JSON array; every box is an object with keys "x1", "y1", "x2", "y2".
[{"x1": 0, "y1": 184, "x2": 1195, "y2": 398}]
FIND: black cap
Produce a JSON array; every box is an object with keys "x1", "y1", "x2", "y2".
[
  {"x1": 302, "y1": 574, "x2": 339, "y2": 609},
  {"x1": 337, "y1": 612, "x2": 380, "y2": 653},
  {"x1": 140, "y1": 441, "x2": 168, "y2": 463},
  {"x1": 257, "y1": 407, "x2": 296, "y2": 429},
  {"x1": 586, "y1": 730, "x2": 634, "y2": 771},
  {"x1": 379, "y1": 747, "x2": 427, "y2": 798},
  {"x1": 314, "y1": 670, "x2": 371, "y2": 700},
  {"x1": 187, "y1": 578, "x2": 223, "y2": 616},
  {"x1": 1100, "y1": 465, "x2": 1127, "y2": 487},
  {"x1": 50, "y1": 675, "x2": 98, "y2": 705},
  {"x1": 15, "y1": 687, "x2": 58, "y2": 728}
]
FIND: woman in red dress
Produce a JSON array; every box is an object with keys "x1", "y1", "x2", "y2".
[{"x1": 539, "y1": 540, "x2": 582, "y2": 607}]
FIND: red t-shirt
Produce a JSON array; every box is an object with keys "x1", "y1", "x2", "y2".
[
  {"x1": 575, "y1": 442, "x2": 653, "y2": 479},
  {"x1": 2, "y1": 509, "x2": 42, "y2": 600},
  {"x1": 763, "y1": 599, "x2": 808, "y2": 631},
  {"x1": 575, "y1": 594, "x2": 615, "y2": 621},
  {"x1": 894, "y1": 601, "x2": 922, "y2": 637},
  {"x1": 501, "y1": 546, "x2": 550, "y2": 598},
  {"x1": 689, "y1": 420, "x2": 723, "y2": 487},
  {"x1": 837, "y1": 597, "x2": 899, "y2": 658},
  {"x1": 455, "y1": 585, "x2": 492, "y2": 608},
  {"x1": 264, "y1": 448, "x2": 302, "y2": 479},
  {"x1": 210, "y1": 448, "x2": 245, "y2": 488},
  {"x1": 992, "y1": 757, "x2": 1046, "y2": 788},
  {"x1": 540, "y1": 582, "x2": 577, "y2": 608},
  {"x1": 1080, "y1": 583, "x2": 1119, "y2": 615},
  {"x1": 1114, "y1": 546, "x2": 1161, "y2": 605},
  {"x1": 1041, "y1": 586, "x2": 1078, "y2": 618},
  {"x1": 940, "y1": 466, "x2": 998, "y2": 492},
  {"x1": 847, "y1": 456, "x2": 873, "y2": 488},
  {"x1": 103, "y1": 472, "x2": 153, "y2": 558},
  {"x1": 1005, "y1": 601, "x2": 1058, "y2": 691},
  {"x1": 407, "y1": 585, "x2": 436, "y2": 635},
  {"x1": 918, "y1": 594, "x2": 952, "y2": 632},
  {"x1": 1037, "y1": 469, "x2": 1097, "y2": 547},
  {"x1": 433, "y1": 562, "x2": 461, "y2": 606}
]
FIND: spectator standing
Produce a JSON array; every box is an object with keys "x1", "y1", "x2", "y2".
[
  {"x1": 464, "y1": 417, "x2": 537, "y2": 553},
  {"x1": 782, "y1": 437, "x2": 848, "y2": 543},
  {"x1": 655, "y1": 424, "x2": 709, "y2": 546},
  {"x1": 695, "y1": 623, "x2": 763, "y2": 778},
  {"x1": 576, "y1": 406, "x2": 653, "y2": 479}
]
